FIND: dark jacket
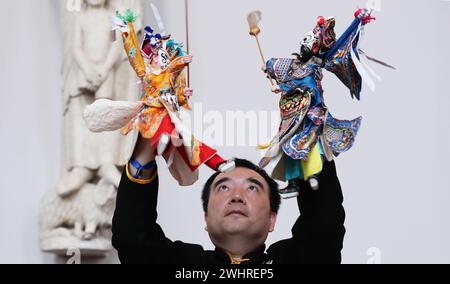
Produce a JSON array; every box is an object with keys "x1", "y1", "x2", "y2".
[{"x1": 111, "y1": 160, "x2": 345, "y2": 264}]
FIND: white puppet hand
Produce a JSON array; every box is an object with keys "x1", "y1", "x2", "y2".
[
  {"x1": 261, "y1": 65, "x2": 267, "y2": 73},
  {"x1": 161, "y1": 92, "x2": 180, "y2": 111},
  {"x1": 354, "y1": 8, "x2": 376, "y2": 25},
  {"x1": 271, "y1": 84, "x2": 281, "y2": 94}
]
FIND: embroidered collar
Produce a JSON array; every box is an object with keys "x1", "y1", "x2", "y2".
[{"x1": 215, "y1": 245, "x2": 267, "y2": 264}]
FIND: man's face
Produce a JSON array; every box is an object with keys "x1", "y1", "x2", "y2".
[{"x1": 205, "y1": 167, "x2": 277, "y2": 245}]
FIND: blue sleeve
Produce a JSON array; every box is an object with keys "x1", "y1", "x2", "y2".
[{"x1": 324, "y1": 18, "x2": 364, "y2": 100}]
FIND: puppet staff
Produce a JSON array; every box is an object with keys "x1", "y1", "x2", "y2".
[
  {"x1": 185, "y1": 0, "x2": 190, "y2": 87},
  {"x1": 247, "y1": 10, "x2": 274, "y2": 86}
]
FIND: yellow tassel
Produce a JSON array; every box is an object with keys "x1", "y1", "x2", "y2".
[{"x1": 257, "y1": 143, "x2": 271, "y2": 150}]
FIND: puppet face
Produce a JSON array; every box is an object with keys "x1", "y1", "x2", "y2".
[
  {"x1": 300, "y1": 31, "x2": 320, "y2": 61},
  {"x1": 141, "y1": 26, "x2": 172, "y2": 59},
  {"x1": 298, "y1": 16, "x2": 336, "y2": 61},
  {"x1": 142, "y1": 40, "x2": 171, "y2": 70},
  {"x1": 150, "y1": 37, "x2": 163, "y2": 50}
]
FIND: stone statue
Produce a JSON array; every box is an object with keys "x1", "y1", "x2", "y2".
[{"x1": 39, "y1": 0, "x2": 143, "y2": 255}]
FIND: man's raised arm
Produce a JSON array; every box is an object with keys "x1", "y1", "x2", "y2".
[
  {"x1": 268, "y1": 160, "x2": 346, "y2": 263},
  {"x1": 111, "y1": 136, "x2": 206, "y2": 264},
  {"x1": 111, "y1": 136, "x2": 168, "y2": 263}
]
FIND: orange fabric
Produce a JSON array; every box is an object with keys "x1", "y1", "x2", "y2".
[
  {"x1": 120, "y1": 54, "x2": 190, "y2": 138},
  {"x1": 121, "y1": 22, "x2": 146, "y2": 78}
]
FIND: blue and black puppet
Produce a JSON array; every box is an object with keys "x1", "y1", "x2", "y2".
[{"x1": 257, "y1": 9, "x2": 394, "y2": 198}]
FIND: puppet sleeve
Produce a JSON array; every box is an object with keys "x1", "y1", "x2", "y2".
[
  {"x1": 266, "y1": 58, "x2": 302, "y2": 95},
  {"x1": 324, "y1": 18, "x2": 365, "y2": 100},
  {"x1": 167, "y1": 55, "x2": 189, "y2": 74},
  {"x1": 174, "y1": 69, "x2": 190, "y2": 109},
  {"x1": 113, "y1": 10, "x2": 146, "y2": 78}
]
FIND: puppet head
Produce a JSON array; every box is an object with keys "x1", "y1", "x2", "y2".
[
  {"x1": 141, "y1": 26, "x2": 171, "y2": 58},
  {"x1": 297, "y1": 16, "x2": 336, "y2": 62}
]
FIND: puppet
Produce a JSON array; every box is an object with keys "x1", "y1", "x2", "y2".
[
  {"x1": 249, "y1": 9, "x2": 394, "y2": 198},
  {"x1": 84, "y1": 8, "x2": 234, "y2": 186}
]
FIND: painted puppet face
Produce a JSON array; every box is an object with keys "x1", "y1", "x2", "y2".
[
  {"x1": 300, "y1": 31, "x2": 320, "y2": 61},
  {"x1": 299, "y1": 16, "x2": 336, "y2": 61}
]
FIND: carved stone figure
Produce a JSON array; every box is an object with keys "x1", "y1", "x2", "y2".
[{"x1": 39, "y1": 0, "x2": 143, "y2": 255}]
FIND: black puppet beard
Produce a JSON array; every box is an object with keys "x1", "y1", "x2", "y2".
[{"x1": 300, "y1": 45, "x2": 313, "y2": 63}]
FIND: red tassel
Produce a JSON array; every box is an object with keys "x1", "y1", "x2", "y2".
[{"x1": 317, "y1": 16, "x2": 325, "y2": 26}]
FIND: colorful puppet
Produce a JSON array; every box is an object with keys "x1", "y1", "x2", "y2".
[
  {"x1": 250, "y1": 9, "x2": 393, "y2": 198},
  {"x1": 84, "y1": 9, "x2": 234, "y2": 186}
]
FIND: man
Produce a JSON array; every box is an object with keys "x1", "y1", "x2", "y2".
[{"x1": 112, "y1": 136, "x2": 345, "y2": 264}]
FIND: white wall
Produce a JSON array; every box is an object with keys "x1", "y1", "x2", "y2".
[
  {"x1": 0, "y1": 0, "x2": 62, "y2": 264},
  {"x1": 1, "y1": 0, "x2": 449, "y2": 264}
]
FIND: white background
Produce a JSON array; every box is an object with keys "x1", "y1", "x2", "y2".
[{"x1": 1, "y1": 0, "x2": 449, "y2": 264}]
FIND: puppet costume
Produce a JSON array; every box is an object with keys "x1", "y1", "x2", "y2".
[
  {"x1": 259, "y1": 9, "x2": 379, "y2": 198},
  {"x1": 85, "y1": 9, "x2": 232, "y2": 186}
]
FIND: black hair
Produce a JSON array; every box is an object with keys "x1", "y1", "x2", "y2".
[{"x1": 201, "y1": 158, "x2": 281, "y2": 214}]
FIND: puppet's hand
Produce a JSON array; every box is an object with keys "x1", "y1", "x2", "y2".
[
  {"x1": 184, "y1": 88, "x2": 193, "y2": 99},
  {"x1": 271, "y1": 84, "x2": 281, "y2": 94},
  {"x1": 161, "y1": 93, "x2": 180, "y2": 111},
  {"x1": 261, "y1": 65, "x2": 267, "y2": 73},
  {"x1": 182, "y1": 55, "x2": 193, "y2": 65},
  {"x1": 354, "y1": 8, "x2": 376, "y2": 25}
]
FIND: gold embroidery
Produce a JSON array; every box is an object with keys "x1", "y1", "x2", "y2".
[{"x1": 225, "y1": 251, "x2": 250, "y2": 265}]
